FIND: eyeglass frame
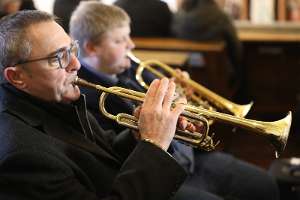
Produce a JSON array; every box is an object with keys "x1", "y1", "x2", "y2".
[{"x1": 13, "y1": 40, "x2": 80, "y2": 69}]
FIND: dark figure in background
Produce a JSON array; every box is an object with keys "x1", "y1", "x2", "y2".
[
  {"x1": 0, "y1": 10, "x2": 187, "y2": 199},
  {"x1": 172, "y1": 0, "x2": 247, "y2": 102},
  {"x1": 0, "y1": 0, "x2": 35, "y2": 18},
  {"x1": 53, "y1": 0, "x2": 88, "y2": 33},
  {"x1": 20, "y1": 0, "x2": 36, "y2": 10},
  {"x1": 0, "y1": 0, "x2": 22, "y2": 18},
  {"x1": 115, "y1": 0, "x2": 173, "y2": 37}
]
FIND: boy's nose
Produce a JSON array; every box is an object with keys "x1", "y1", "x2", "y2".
[{"x1": 127, "y1": 38, "x2": 135, "y2": 50}]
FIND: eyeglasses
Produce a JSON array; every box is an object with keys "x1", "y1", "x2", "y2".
[{"x1": 14, "y1": 40, "x2": 80, "y2": 69}]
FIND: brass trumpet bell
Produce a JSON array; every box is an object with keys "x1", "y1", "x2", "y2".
[
  {"x1": 128, "y1": 52, "x2": 253, "y2": 118},
  {"x1": 75, "y1": 77, "x2": 292, "y2": 157}
]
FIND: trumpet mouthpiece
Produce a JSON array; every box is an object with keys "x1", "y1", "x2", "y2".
[{"x1": 127, "y1": 52, "x2": 141, "y2": 64}]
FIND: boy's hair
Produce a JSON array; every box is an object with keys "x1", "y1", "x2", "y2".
[
  {"x1": 69, "y1": 1, "x2": 130, "y2": 57},
  {"x1": 0, "y1": 10, "x2": 55, "y2": 82}
]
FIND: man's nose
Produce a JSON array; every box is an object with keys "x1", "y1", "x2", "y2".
[{"x1": 65, "y1": 55, "x2": 81, "y2": 72}]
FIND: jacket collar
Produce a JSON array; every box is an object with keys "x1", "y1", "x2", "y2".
[
  {"x1": 79, "y1": 61, "x2": 145, "y2": 92},
  {"x1": 0, "y1": 83, "x2": 45, "y2": 127},
  {"x1": 79, "y1": 61, "x2": 119, "y2": 87},
  {"x1": 0, "y1": 84, "x2": 121, "y2": 165}
]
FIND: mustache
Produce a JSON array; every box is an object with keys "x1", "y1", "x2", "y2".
[{"x1": 68, "y1": 74, "x2": 78, "y2": 85}]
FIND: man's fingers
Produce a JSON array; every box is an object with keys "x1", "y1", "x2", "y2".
[
  {"x1": 174, "y1": 96, "x2": 187, "y2": 106},
  {"x1": 143, "y1": 79, "x2": 159, "y2": 106},
  {"x1": 133, "y1": 106, "x2": 142, "y2": 118},
  {"x1": 153, "y1": 78, "x2": 169, "y2": 109},
  {"x1": 172, "y1": 97, "x2": 187, "y2": 117},
  {"x1": 162, "y1": 81, "x2": 176, "y2": 111}
]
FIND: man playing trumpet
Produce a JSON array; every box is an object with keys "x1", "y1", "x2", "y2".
[
  {"x1": 0, "y1": 10, "x2": 187, "y2": 199},
  {"x1": 70, "y1": 2, "x2": 280, "y2": 200}
]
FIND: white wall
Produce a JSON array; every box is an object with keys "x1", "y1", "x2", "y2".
[
  {"x1": 33, "y1": 0, "x2": 176, "y2": 14},
  {"x1": 33, "y1": 0, "x2": 55, "y2": 13}
]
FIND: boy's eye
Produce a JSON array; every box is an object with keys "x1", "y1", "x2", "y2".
[
  {"x1": 115, "y1": 37, "x2": 127, "y2": 44},
  {"x1": 115, "y1": 39, "x2": 123, "y2": 43}
]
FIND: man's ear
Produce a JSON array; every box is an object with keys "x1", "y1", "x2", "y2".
[
  {"x1": 83, "y1": 40, "x2": 101, "y2": 56},
  {"x1": 3, "y1": 66, "x2": 27, "y2": 89}
]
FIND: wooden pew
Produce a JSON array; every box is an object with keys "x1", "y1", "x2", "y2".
[
  {"x1": 237, "y1": 25, "x2": 300, "y2": 116},
  {"x1": 132, "y1": 37, "x2": 225, "y2": 51},
  {"x1": 131, "y1": 37, "x2": 233, "y2": 98}
]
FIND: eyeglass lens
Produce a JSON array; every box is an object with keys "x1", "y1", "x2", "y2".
[{"x1": 57, "y1": 41, "x2": 79, "y2": 69}]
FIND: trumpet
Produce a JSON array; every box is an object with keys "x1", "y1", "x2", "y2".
[
  {"x1": 74, "y1": 77, "x2": 292, "y2": 158},
  {"x1": 128, "y1": 52, "x2": 253, "y2": 118}
]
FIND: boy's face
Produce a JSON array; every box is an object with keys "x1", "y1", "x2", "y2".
[{"x1": 94, "y1": 25, "x2": 135, "y2": 75}]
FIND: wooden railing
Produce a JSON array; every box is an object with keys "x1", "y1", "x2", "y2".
[
  {"x1": 132, "y1": 37, "x2": 225, "y2": 51},
  {"x1": 131, "y1": 37, "x2": 233, "y2": 98}
]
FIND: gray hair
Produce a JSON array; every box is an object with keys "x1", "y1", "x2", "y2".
[
  {"x1": 0, "y1": 10, "x2": 55, "y2": 82},
  {"x1": 69, "y1": 1, "x2": 130, "y2": 57}
]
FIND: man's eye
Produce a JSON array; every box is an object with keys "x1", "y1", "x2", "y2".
[{"x1": 48, "y1": 57, "x2": 59, "y2": 67}]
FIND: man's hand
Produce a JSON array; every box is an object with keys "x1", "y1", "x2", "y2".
[
  {"x1": 172, "y1": 69, "x2": 195, "y2": 99},
  {"x1": 138, "y1": 78, "x2": 186, "y2": 151}
]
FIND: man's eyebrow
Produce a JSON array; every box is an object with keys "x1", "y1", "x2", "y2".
[
  {"x1": 48, "y1": 46, "x2": 67, "y2": 57},
  {"x1": 47, "y1": 41, "x2": 74, "y2": 56}
]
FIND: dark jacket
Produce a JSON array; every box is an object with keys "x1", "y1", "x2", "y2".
[
  {"x1": 78, "y1": 62, "x2": 145, "y2": 131},
  {"x1": 0, "y1": 83, "x2": 186, "y2": 200},
  {"x1": 115, "y1": 0, "x2": 173, "y2": 37},
  {"x1": 53, "y1": 0, "x2": 83, "y2": 33},
  {"x1": 20, "y1": 0, "x2": 36, "y2": 10}
]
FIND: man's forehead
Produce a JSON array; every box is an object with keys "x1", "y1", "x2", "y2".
[{"x1": 27, "y1": 21, "x2": 71, "y2": 56}]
